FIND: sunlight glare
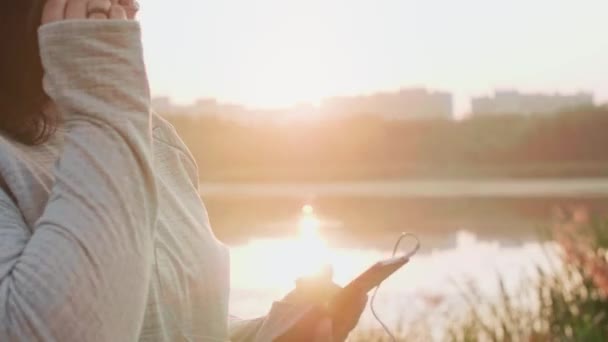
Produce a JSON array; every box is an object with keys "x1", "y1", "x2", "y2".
[
  {"x1": 295, "y1": 205, "x2": 329, "y2": 278},
  {"x1": 298, "y1": 216, "x2": 320, "y2": 240}
]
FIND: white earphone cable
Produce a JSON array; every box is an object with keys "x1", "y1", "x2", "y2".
[{"x1": 370, "y1": 233, "x2": 421, "y2": 342}]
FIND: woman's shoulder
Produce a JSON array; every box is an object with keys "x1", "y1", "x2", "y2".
[
  {"x1": 0, "y1": 131, "x2": 59, "y2": 203},
  {"x1": 0, "y1": 129, "x2": 61, "y2": 166},
  {"x1": 0, "y1": 132, "x2": 28, "y2": 172},
  {"x1": 0, "y1": 133, "x2": 46, "y2": 210},
  {"x1": 0, "y1": 134, "x2": 13, "y2": 199}
]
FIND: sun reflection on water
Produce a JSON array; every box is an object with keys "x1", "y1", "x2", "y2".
[
  {"x1": 294, "y1": 205, "x2": 330, "y2": 278},
  {"x1": 229, "y1": 204, "x2": 333, "y2": 295}
]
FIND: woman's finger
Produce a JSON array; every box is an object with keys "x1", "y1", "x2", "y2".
[
  {"x1": 119, "y1": 0, "x2": 140, "y2": 19},
  {"x1": 64, "y1": 0, "x2": 88, "y2": 19},
  {"x1": 42, "y1": 0, "x2": 68, "y2": 24},
  {"x1": 108, "y1": 5, "x2": 127, "y2": 20},
  {"x1": 86, "y1": 0, "x2": 112, "y2": 19}
]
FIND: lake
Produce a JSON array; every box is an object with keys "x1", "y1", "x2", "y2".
[{"x1": 199, "y1": 179, "x2": 608, "y2": 337}]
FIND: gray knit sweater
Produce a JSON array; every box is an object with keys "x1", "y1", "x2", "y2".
[{"x1": 0, "y1": 20, "x2": 307, "y2": 342}]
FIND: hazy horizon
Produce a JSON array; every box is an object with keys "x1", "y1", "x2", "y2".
[{"x1": 139, "y1": 0, "x2": 608, "y2": 116}]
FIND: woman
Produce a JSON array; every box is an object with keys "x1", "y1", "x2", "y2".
[{"x1": 0, "y1": 0, "x2": 367, "y2": 341}]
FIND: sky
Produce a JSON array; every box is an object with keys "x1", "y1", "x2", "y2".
[{"x1": 139, "y1": 0, "x2": 608, "y2": 116}]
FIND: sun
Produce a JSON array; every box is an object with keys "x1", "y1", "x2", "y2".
[{"x1": 302, "y1": 204, "x2": 314, "y2": 215}]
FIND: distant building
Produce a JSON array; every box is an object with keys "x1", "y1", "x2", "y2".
[
  {"x1": 152, "y1": 97, "x2": 252, "y2": 121},
  {"x1": 321, "y1": 88, "x2": 453, "y2": 120},
  {"x1": 472, "y1": 90, "x2": 595, "y2": 116},
  {"x1": 191, "y1": 99, "x2": 251, "y2": 121},
  {"x1": 154, "y1": 88, "x2": 453, "y2": 123}
]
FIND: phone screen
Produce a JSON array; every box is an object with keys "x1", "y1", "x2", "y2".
[
  {"x1": 329, "y1": 257, "x2": 406, "y2": 314},
  {"x1": 345, "y1": 256, "x2": 409, "y2": 294}
]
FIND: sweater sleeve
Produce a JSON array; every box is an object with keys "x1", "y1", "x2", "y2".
[{"x1": 0, "y1": 20, "x2": 157, "y2": 342}]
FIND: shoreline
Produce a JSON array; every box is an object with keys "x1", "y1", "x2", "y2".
[{"x1": 200, "y1": 178, "x2": 608, "y2": 198}]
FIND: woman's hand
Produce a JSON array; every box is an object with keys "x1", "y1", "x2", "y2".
[
  {"x1": 328, "y1": 292, "x2": 368, "y2": 341},
  {"x1": 282, "y1": 266, "x2": 340, "y2": 306},
  {"x1": 276, "y1": 292, "x2": 367, "y2": 342},
  {"x1": 273, "y1": 306, "x2": 334, "y2": 342},
  {"x1": 42, "y1": 0, "x2": 140, "y2": 24},
  {"x1": 119, "y1": 0, "x2": 140, "y2": 20},
  {"x1": 277, "y1": 267, "x2": 368, "y2": 341}
]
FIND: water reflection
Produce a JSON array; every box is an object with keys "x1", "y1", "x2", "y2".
[
  {"x1": 295, "y1": 205, "x2": 330, "y2": 278},
  {"x1": 229, "y1": 209, "x2": 559, "y2": 327}
]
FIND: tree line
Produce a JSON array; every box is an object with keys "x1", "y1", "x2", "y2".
[{"x1": 163, "y1": 108, "x2": 608, "y2": 182}]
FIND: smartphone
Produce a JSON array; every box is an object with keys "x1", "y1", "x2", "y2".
[{"x1": 330, "y1": 243, "x2": 420, "y2": 310}]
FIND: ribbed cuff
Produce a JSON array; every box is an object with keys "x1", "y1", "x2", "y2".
[{"x1": 38, "y1": 20, "x2": 150, "y2": 120}]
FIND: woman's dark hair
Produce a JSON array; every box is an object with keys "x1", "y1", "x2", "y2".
[{"x1": 0, "y1": 1, "x2": 55, "y2": 145}]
